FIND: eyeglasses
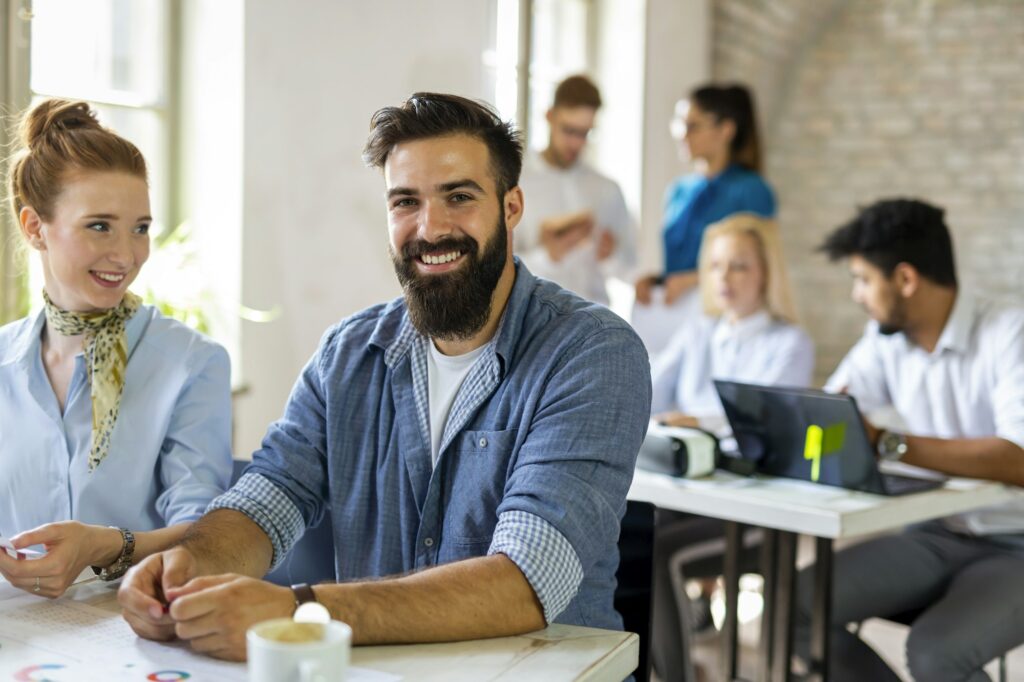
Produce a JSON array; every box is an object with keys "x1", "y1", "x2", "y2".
[
  {"x1": 558, "y1": 123, "x2": 592, "y2": 140},
  {"x1": 669, "y1": 117, "x2": 713, "y2": 141}
]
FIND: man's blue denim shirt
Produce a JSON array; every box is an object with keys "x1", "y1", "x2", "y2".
[{"x1": 220, "y1": 262, "x2": 651, "y2": 629}]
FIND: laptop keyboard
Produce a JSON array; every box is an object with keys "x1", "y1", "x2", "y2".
[{"x1": 882, "y1": 472, "x2": 943, "y2": 495}]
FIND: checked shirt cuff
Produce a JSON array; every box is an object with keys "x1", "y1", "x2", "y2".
[
  {"x1": 488, "y1": 510, "x2": 583, "y2": 624},
  {"x1": 207, "y1": 472, "x2": 307, "y2": 570}
]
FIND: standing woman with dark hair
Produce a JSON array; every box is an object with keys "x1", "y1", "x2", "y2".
[
  {"x1": 0, "y1": 99, "x2": 231, "y2": 597},
  {"x1": 635, "y1": 84, "x2": 776, "y2": 311}
]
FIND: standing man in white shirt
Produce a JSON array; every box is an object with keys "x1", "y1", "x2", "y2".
[
  {"x1": 515, "y1": 75, "x2": 634, "y2": 305},
  {"x1": 796, "y1": 198, "x2": 1024, "y2": 682}
]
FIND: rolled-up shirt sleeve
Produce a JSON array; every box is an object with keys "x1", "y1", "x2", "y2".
[
  {"x1": 207, "y1": 472, "x2": 306, "y2": 569},
  {"x1": 207, "y1": 326, "x2": 341, "y2": 568},
  {"x1": 494, "y1": 325, "x2": 651, "y2": 624},
  {"x1": 488, "y1": 510, "x2": 584, "y2": 624}
]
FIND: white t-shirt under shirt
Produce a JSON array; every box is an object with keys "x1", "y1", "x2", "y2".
[
  {"x1": 427, "y1": 341, "x2": 488, "y2": 466},
  {"x1": 826, "y1": 291, "x2": 1024, "y2": 535},
  {"x1": 514, "y1": 151, "x2": 634, "y2": 305}
]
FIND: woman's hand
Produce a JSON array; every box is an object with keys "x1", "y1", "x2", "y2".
[
  {"x1": 655, "y1": 412, "x2": 701, "y2": 428},
  {"x1": 634, "y1": 275, "x2": 659, "y2": 305},
  {"x1": 663, "y1": 271, "x2": 699, "y2": 305},
  {"x1": 0, "y1": 521, "x2": 123, "y2": 598}
]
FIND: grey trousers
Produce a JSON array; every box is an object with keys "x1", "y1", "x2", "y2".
[{"x1": 795, "y1": 521, "x2": 1024, "y2": 682}]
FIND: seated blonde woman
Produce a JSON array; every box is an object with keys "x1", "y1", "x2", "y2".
[
  {"x1": 651, "y1": 212, "x2": 813, "y2": 430},
  {"x1": 648, "y1": 213, "x2": 814, "y2": 682}
]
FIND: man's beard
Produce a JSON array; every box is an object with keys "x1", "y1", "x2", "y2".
[
  {"x1": 875, "y1": 294, "x2": 907, "y2": 336},
  {"x1": 390, "y1": 215, "x2": 508, "y2": 341}
]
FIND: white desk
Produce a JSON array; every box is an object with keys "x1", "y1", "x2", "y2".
[
  {"x1": 629, "y1": 468, "x2": 1017, "y2": 539},
  {"x1": 628, "y1": 468, "x2": 1020, "y2": 681},
  {"x1": 0, "y1": 580, "x2": 637, "y2": 682}
]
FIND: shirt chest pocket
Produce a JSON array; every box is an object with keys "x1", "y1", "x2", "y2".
[{"x1": 442, "y1": 427, "x2": 519, "y2": 545}]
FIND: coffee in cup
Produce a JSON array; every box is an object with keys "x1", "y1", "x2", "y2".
[
  {"x1": 256, "y1": 621, "x2": 325, "y2": 644},
  {"x1": 248, "y1": 617, "x2": 351, "y2": 682}
]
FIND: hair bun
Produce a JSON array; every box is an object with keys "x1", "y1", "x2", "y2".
[{"x1": 21, "y1": 99, "x2": 101, "y2": 150}]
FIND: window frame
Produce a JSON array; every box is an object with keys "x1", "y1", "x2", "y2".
[
  {"x1": 486, "y1": 0, "x2": 597, "y2": 145},
  {"x1": 0, "y1": 0, "x2": 32, "y2": 323},
  {"x1": 0, "y1": 0, "x2": 182, "y2": 322}
]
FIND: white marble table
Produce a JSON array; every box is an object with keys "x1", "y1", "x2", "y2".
[
  {"x1": 352, "y1": 625, "x2": 637, "y2": 681},
  {"x1": 0, "y1": 578, "x2": 637, "y2": 681}
]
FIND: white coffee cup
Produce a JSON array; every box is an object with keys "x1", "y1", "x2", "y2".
[{"x1": 247, "y1": 617, "x2": 351, "y2": 682}]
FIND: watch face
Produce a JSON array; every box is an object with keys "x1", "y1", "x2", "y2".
[{"x1": 881, "y1": 431, "x2": 906, "y2": 460}]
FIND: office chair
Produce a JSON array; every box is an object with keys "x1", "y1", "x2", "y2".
[{"x1": 874, "y1": 609, "x2": 1007, "y2": 682}]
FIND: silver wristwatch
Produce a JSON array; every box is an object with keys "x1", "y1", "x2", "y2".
[
  {"x1": 92, "y1": 527, "x2": 136, "y2": 581},
  {"x1": 877, "y1": 430, "x2": 908, "y2": 462}
]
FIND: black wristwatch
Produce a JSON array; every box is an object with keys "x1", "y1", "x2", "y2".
[
  {"x1": 877, "y1": 430, "x2": 908, "y2": 462},
  {"x1": 92, "y1": 527, "x2": 136, "y2": 581}
]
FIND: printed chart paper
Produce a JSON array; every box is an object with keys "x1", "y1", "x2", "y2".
[{"x1": 0, "y1": 582, "x2": 397, "y2": 681}]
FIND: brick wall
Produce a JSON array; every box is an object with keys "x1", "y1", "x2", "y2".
[
  {"x1": 714, "y1": 0, "x2": 1024, "y2": 382},
  {"x1": 712, "y1": 0, "x2": 847, "y2": 131}
]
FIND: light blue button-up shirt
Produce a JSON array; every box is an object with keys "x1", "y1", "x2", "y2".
[
  {"x1": 0, "y1": 306, "x2": 232, "y2": 537},
  {"x1": 215, "y1": 262, "x2": 651, "y2": 629}
]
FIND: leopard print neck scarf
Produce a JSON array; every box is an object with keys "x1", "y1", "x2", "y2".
[{"x1": 42, "y1": 289, "x2": 142, "y2": 471}]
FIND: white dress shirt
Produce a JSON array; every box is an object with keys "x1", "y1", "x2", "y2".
[
  {"x1": 826, "y1": 291, "x2": 1024, "y2": 534},
  {"x1": 515, "y1": 151, "x2": 634, "y2": 305},
  {"x1": 651, "y1": 310, "x2": 815, "y2": 428}
]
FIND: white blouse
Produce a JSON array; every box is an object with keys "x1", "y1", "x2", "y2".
[{"x1": 650, "y1": 310, "x2": 815, "y2": 422}]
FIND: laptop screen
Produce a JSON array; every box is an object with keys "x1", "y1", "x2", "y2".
[{"x1": 714, "y1": 380, "x2": 886, "y2": 493}]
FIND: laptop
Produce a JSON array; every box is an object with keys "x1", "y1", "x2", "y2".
[{"x1": 713, "y1": 380, "x2": 944, "y2": 495}]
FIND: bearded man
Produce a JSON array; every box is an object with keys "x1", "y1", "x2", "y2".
[
  {"x1": 118, "y1": 92, "x2": 651, "y2": 661},
  {"x1": 795, "y1": 198, "x2": 1024, "y2": 682}
]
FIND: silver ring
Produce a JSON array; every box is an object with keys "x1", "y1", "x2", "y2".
[{"x1": 33, "y1": 576, "x2": 40, "y2": 593}]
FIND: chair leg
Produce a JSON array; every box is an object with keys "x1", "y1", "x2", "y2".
[{"x1": 998, "y1": 654, "x2": 1006, "y2": 682}]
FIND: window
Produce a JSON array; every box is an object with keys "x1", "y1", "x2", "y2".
[
  {"x1": 485, "y1": 0, "x2": 594, "y2": 147},
  {"x1": 19, "y1": 0, "x2": 176, "y2": 312},
  {"x1": 525, "y1": 0, "x2": 593, "y2": 150},
  {"x1": 0, "y1": 0, "x2": 32, "y2": 323},
  {"x1": 484, "y1": 0, "x2": 644, "y2": 320}
]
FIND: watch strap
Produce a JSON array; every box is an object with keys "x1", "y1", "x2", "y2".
[{"x1": 291, "y1": 582, "x2": 317, "y2": 608}]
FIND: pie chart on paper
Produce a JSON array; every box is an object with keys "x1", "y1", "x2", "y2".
[{"x1": 14, "y1": 663, "x2": 69, "y2": 681}]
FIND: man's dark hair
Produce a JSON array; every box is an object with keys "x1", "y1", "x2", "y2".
[
  {"x1": 819, "y1": 198, "x2": 958, "y2": 287},
  {"x1": 362, "y1": 92, "x2": 523, "y2": 198},
  {"x1": 552, "y1": 75, "x2": 602, "y2": 110}
]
